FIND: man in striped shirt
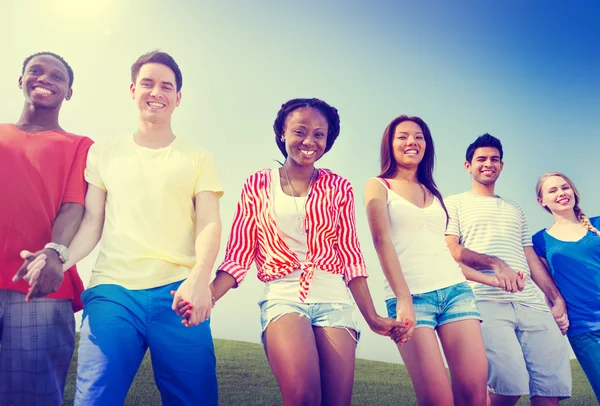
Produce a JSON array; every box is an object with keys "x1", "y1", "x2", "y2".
[{"x1": 445, "y1": 134, "x2": 571, "y2": 406}]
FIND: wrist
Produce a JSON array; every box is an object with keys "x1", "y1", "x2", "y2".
[
  {"x1": 490, "y1": 257, "x2": 504, "y2": 271},
  {"x1": 548, "y1": 292, "x2": 563, "y2": 304},
  {"x1": 44, "y1": 243, "x2": 69, "y2": 264},
  {"x1": 365, "y1": 314, "x2": 381, "y2": 326},
  {"x1": 189, "y1": 266, "x2": 211, "y2": 283}
]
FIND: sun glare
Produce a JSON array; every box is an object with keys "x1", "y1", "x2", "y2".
[{"x1": 55, "y1": 0, "x2": 118, "y2": 20}]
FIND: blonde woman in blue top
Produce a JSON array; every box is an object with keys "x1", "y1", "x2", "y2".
[{"x1": 533, "y1": 171, "x2": 600, "y2": 402}]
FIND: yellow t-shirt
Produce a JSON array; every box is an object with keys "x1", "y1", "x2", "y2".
[{"x1": 85, "y1": 135, "x2": 223, "y2": 289}]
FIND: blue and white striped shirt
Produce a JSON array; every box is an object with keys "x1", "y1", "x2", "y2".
[{"x1": 445, "y1": 192, "x2": 547, "y2": 311}]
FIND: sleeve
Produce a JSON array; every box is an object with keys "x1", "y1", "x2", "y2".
[
  {"x1": 63, "y1": 137, "x2": 94, "y2": 205},
  {"x1": 591, "y1": 216, "x2": 600, "y2": 229},
  {"x1": 531, "y1": 231, "x2": 547, "y2": 259},
  {"x1": 445, "y1": 196, "x2": 461, "y2": 237},
  {"x1": 217, "y1": 176, "x2": 258, "y2": 287},
  {"x1": 195, "y1": 150, "x2": 224, "y2": 198},
  {"x1": 84, "y1": 142, "x2": 106, "y2": 192},
  {"x1": 336, "y1": 180, "x2": 368, "y2": 283},
  {"x1": 518, "y1": 205, "x2": 533, "y2": 247}
]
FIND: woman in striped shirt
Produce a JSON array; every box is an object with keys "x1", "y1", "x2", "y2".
[
  {"x1": 364, "y1": 115, "x2": 488, "y2": 405},
  {"x1": 204, "y1": 98, "x2": 403, "y2": 405}
]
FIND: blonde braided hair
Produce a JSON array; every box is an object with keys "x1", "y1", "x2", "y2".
[
  {"x1": 536, "y1": 172, "x2": 600, "y2": 237},
  {"x1": 575, "y1": 206, "x2": 600, "y2": 236}
]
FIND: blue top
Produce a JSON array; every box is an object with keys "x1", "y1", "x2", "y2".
[{"x1": 532, "y1": 216, "x2": 600, "y2": 338}]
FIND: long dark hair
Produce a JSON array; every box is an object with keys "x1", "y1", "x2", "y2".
[{"x1": 379, "y1": 115, "x2": 449, "y2": 224}]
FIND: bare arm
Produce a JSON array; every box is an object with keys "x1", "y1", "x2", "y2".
[
  {"x1": 524, "y1": 247, "x2": 562, "y2": 301},
  {"x1": 459, "y1": 262, "x2": 500, "y2": 287},
  {"x1": 446, "y1": 235, "x2": 501, "y2": 270},
  {"x1": 51, "y1": 203, "x2": 85, "y2": 246},
  {"x1": 446, "y1": 235, "x2": 523, "y2": 293},
  {"x1": 63, "y1": 185, "x2": 107, "y2": 269},
  {"x1": 172, "y1": 191, "x2": 222, "y2": 326},
  {"x1": 363, "y1": 179, "x2": 415, "y2": 342},
  {"x1": 190, "y1": 191, "x2": 222, "y2": 283},
  {"x1": 364, "y1": 179, "x2": 412, "y2": 300},
  {"x1": 13, "y1": 202, "x2": 85, "y2": 299},
  {"x1": 526, "y1": 247, "x2": 569, "y2": 334}
]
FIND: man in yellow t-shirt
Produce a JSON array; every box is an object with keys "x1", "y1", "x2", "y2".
[{"x1": 58, "y1": 51, "x2": 222, "y2": 405}]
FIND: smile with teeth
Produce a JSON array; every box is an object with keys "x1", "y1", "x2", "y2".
[
  {"x1": 300, "y1": 150, "x2": 315, "y2": 157},
  {"x1": 557, "y1": 197, "x2": 570, "y2": 204},
  {"x1": 32, "y1": 87, "x2": 54, "y2": 96},
  {"x1": 481, "y1": 169, "x2": 494, "y2": 175},
  {"x1": 404, "y1": 149, "x2": 418, "y2": 155},
  {"x1": 147, "y1": 101, "x2": 165, "y2": 108}
]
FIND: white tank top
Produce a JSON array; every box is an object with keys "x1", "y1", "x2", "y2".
[
  {"x1": 259, "y1": 169, "x2": 352, "y2": 304},
  {"x1": 375, "y1": 178, "x2": 466, "y2": 299}
]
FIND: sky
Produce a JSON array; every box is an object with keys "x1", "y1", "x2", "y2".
[{"x1": 2, "y1": 0, "x2": 599, "y2": 364}]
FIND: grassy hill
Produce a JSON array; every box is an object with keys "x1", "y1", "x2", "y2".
[{"x1": 63, "y1": 338, "x2": 597, "y2": 405}]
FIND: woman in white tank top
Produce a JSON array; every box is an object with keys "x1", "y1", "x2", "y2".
[{"x1": 364, "y1": 115, "x2": 488, "y2": 406}]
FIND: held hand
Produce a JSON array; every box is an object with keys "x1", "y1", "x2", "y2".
[
  {"x1": 493, "y1": 261, "x2": 524, "y2": 293},
  {"x1": 369, "y1": 316, "x2": 412, "y2": 345},
  {"x1": 14, "y1": 250, "x2": 48, "y2": 286},
  {"x1": 14, "y1": 250, "x2": 45, "y2": 283},
  {"x1": 550, "y1": 297, "x2": 569, "y2": 335},
  {"x1": 393, "y1": 299, "x2": 417, "y2": 346},
  {"x1": 171, "y1": 277, "x2": 213, "y2": 327},
  {"x1": 490, "y1": 270, "x2": 527, "y2": 290},
  {"x1": 22, "y1": 249, "x2": 64, "y2": 301}
]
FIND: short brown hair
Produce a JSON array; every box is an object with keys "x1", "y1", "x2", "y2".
[{"x1": 131, "y1": 51, "x2": 182, "y2": 91}]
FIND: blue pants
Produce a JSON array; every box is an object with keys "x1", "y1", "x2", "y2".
[
  {"x1": 569, "y1": 330, "x2": 600, "y2": 402},
  {"x1": 74, "y1": 281, "x2": 218, "y2": 406}
]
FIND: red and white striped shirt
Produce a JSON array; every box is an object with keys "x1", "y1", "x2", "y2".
[{"x1": 218, "y1": 168, "x2": 367, "y2": 301}]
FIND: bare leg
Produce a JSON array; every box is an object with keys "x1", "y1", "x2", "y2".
[
  {"x1": 313, "y1": 327, "x2": 357, "y2": 406},
  {"x1": 489, "y1": 393, "x2": 521, "y2": 406},
  {"x1": 263, "y1": 314, "x2": 321, "y2": 406},
  {"x1": 530, "y1": 396, "x2": 559, "y2": 406},
  {"x1": 398, "y1": 327, "x2": 453, "y2": 406},
  {"x1": 437, "y1": 320, "x2": 488, "y2": 406}
]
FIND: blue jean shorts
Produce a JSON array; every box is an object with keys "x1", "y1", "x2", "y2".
[
  {"x1": 385, "y1": 281, "x2": 482, "y2": 329},
  {"x1": 259, "y1": 300, "x2": 360, "y2": 342}
]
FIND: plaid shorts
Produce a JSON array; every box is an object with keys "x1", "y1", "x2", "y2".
[{"x1": 0, "y1": 289, "x2": 75, "y2": 406}]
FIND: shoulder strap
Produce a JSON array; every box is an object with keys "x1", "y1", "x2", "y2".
[{"x1": 375, "y1": 177, "x2": 391, "y2": 189}]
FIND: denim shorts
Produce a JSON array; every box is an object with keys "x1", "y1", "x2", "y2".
[
  {"x1": 259, "y1": 300, "x2": 360, "y2": 342},
  {"x1": 385, "y1": 281, "x2": 481, "y2": 329},
  {"x1": 478, "y1": 301, "x2": 572, "y2": 399}
]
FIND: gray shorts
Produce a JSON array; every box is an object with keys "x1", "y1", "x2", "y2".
[
  {"x1": 479, "y1": 301, "x2": 572, "y2": 399},
  {"x1": 0, "y1": 289, "x2": 76, "y2": 406}
]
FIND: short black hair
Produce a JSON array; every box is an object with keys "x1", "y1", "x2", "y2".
[
  {"x1": 22, "y1": 52, "x2": 74, "y2": 88},
  {"x1": 273, "y1": 98, "x2": 341, "y2": 158},
  {"x1": 131, "y1": 50, "x2": 183, "y2": 91},
  {"x1": 466, "y1": 133, "x2": 504, "y2": 162}
]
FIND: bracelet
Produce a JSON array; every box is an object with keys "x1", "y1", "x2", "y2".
[{"x1": 211, "y1": 295, "x2": 216, "y2": 308}]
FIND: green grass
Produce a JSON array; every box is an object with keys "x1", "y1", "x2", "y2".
[{"x1": 63, "y1": 338, "x2": 597, "y2": 405}]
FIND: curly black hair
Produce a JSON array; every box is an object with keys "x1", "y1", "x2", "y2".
[
  {"x1": 273, "y1": 98, "x2": 341, "y2": 158},
  {"x1": 22, "y1": 52, "x2": 74, "y2": 88}
]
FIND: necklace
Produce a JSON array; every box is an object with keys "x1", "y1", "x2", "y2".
[{"x1": 282, "y1": 164, "x2": 317, "y2": 234}]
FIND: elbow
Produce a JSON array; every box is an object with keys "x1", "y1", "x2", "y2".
[
  {"x1": 371, "y1": 234, "x2": 391, "y2": 250},
  {"x1": 446, "y1": 243, "x2": 461, "y2": 262}
]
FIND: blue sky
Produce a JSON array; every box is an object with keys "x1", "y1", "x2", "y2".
[{"x1": 2, "y1": 1, "x2": 599, "y2": 363}]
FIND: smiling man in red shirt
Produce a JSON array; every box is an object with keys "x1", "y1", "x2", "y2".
[{"x1": 0, "y1": 52, "x2": 93, "y2": 406}]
